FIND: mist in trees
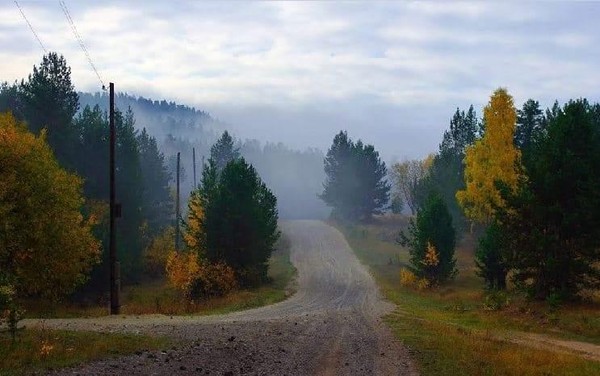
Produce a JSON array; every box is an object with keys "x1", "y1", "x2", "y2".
[
  {"x1": 210, "y1": 131, "x2": 240, "y2": 172},
  {"x1": 0, "y1": 53, "x2": 174, "y2": 294},
  {"x1": 321, "y1": 131, "x2": 390, "y2": 222},
  {"x1": 0, "y1": 51, "x2": 325, "y2": 304},
  {"x1": 390, "y1": 106, "x2": 480, "y2": 232},
  {"x1": 78, "y1": 94, "x2": 329, "y2": 220},
  {"x1": 241, "y1": 140, "x2": 328, "y2": 219}
]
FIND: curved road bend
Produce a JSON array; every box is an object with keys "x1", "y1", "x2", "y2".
[{"x1": 32, "y1": 220, "x2": 417, "y2": 375}]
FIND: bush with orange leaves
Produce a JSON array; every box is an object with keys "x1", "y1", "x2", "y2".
[
  {"x1": 165, "y1": 251, "x2": 200, "y2": 296},
  {"x1": 165, "y1": 251, "x2": 237, "y2": 299},
  {"x1": 190, "y1": 261, "x2": 237, "y2": 298}
]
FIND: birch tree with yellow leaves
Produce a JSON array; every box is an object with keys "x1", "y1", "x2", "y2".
[
  {"x1": 456, "y1": 89, "x2": 522, "y2": 290},
  {"x1": 0, "y1": 112, "x2": 100, "y2": 299},
  {"x1": 456, "y1": 88, "x2": 522, "y2": 223}
]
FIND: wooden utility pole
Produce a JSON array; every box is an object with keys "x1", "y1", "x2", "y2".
[
  {"x1": 192, "y1": 147, "x2": 197, "y2": 189},
  {"x1": 109, "y1": 82, "x2": 120, "y2": 315},
  {"x1": 175, "y1": 152, "x2": 181, "y2": 252}
]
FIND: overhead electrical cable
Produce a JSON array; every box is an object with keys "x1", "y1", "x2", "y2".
[
  {"x1": 14, "y1": 1, "x2": 48, "y2": 53},
  {"x1": 59, "y1": 0, "x2": 106, "y2": 90}
]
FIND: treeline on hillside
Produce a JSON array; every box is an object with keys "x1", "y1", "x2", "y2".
[
  {"x1": 396, "y1": 89, "x2": 600, "y2": 301},
  {"x1": 0, "y1": 53, "x2": 173, "y2": 295},
  {"x1": 78, "y1": 94, "x2": 329, "y2": 220},
  {"x1": 1, "y1": 52, "x2": 282, "y2": 311}
]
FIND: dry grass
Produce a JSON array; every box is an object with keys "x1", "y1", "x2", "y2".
[
  {"x1": 24, "y1": 237, "x2": 296, "y2": 318},
  {"x1": 4, "y1": 238, "x2": 296, "y2": 375},
  {"x1": 0, "y1": 327, "x2": 170, "y2": 376},
  {"x1": 337, "y1": 216, "x2": 600, "y2": 375}
]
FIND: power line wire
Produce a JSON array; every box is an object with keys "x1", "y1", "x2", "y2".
[
  {"x1": 14, "y1": 1, "x2": 47, "y2": 53},
  {"x1": 59, "y1": 0, "x2": 106, "y2": 90}
]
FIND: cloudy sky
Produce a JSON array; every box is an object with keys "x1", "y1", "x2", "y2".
[{"x1": 2, "y1": 1, "x2": 599, "y2": 161}]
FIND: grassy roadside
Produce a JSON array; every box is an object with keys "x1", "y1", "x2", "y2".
[
  {"x1": 117, "y1": 234, "x2": 296, "y2": 317},
  {"x1": 24, "y1": 234, "x2": 297, "y2": 318},
  {"x1": 0, "y1": 329, "x2": 171, "y2": 376},
  {"x1": 4, "y1": 234, "x2": 296, "y2": 375},
  {"x1": 335, "y1": 216, "x2": 600, "y2": 375}
]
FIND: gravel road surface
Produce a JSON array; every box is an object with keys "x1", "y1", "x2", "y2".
[{"x1": 29, "y1": 220, "x2": 417, "y2": 375}]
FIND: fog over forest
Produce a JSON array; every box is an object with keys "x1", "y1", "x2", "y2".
[
  {"x1": 79, "y1": 92, "x2": 330, "y2": 219},
  {"x1": 2, "y1": 2, "x2": 600, "y2": 374}
]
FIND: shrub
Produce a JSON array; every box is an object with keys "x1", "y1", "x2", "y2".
[
  {"x1": 165, "y1": 251, "x2": 200, "y2": 296},
  {"x1": 165, "y1": 251, "x2": 237, "y2": 299},
  {"x1": 482, "y1": 290, "x2": 510, "y2": 311},
  {"x1": 400, "y1": 268, "x2": 417, "y2": 288},
  {"x1": 475, "y1": 221, "x2": 508, "y2": 290},
  {"x1": 189, "y1": 262, "x2": 237, "y2": 298},
  {"x1": 0, "y1": 275, "x2": 24, "y2": 342},
  {"x1": 417, "y1": 278, "x2": 431, "y2": 291},
  {"x1": 398, "y1": 192, "x2": 457, "y2": 284},
  {"x1": 143, "y1": 227, "x2": 175, "y2": 278}
]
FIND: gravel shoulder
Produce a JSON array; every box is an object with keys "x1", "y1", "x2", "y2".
[{"x1": 26, "y1": 220, "x2": 417, "y2": 375}]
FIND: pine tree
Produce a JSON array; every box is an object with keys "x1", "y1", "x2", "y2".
[
  {"x1": 426, "y1": 105, "x2": 480, "y2": 231},
  {"x1": 210, "y1": 131, "x2": 240, "y2": 172},
  {"x1": 201, "y1": 158, "x2": 279, "y2": 286},
  {"x1": 138, "y1": 128, "x2": 173, "y2": 238},
  {"x1": 475, "y1": 221, "x2": 507, "y2": 290},
  {"x1": 515, "y1": 99, "x2": 544, "y2": 151},
  {"x1": 114, "y1": 108, "x2": 145, "y2": 280},
  {"x1": 398, "y1": 192, "x2": 457, "y2": 284},
  {"x1": 321, "y1": 131, "x2": 356, "y2": 219},
  {"x1": 498, "y1": 99, "x2": 600, "y2": 300},
  {"x1": 20, "y1": 52, "x2": 80, "y2": 170},
  {"x1": 321, "y1": 131, "x2": 390, "y2": 221}
]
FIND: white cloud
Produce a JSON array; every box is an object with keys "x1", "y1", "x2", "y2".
[{"x1": 2, "y1": 1, "x2": 599, "y2": 158}]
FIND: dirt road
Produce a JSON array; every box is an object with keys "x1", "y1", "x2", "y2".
[{"x1": 31, "y1": 220, "x2": 417, "y2": 375}]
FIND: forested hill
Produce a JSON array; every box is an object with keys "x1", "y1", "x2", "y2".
[
  {"x1": 78, "y1": 92, "x2": 222, "y2": 144},
  {"x1": 79, "y1": 92, "x2": 329, "y2": 220}
]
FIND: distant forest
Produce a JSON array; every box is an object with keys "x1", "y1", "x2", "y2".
[{"x1": 78, "y1": 92, "x2": 329, "y2": 220}]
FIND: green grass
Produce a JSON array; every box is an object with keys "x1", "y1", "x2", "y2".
[
  {"x1": 0, "y1": 328, "x2": 171, "y2": 376},
  {"x1": 335, "y1": 215, "x2": 600, "y2": 375}
]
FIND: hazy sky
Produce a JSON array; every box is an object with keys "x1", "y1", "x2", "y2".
[{"x1": 2, "y1": 1, "x2": 599, "y2": 161}]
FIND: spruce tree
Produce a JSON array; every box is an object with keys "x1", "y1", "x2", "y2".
[
  {"x1": 210, "y1": 131, "x2": 240, "y2": 172},
  {"x1": 399, "y1": 192, "x2": 457, "y2": 284},
  {"x1": 321, "y1": 131, "x2": 390, "y2": 221}
]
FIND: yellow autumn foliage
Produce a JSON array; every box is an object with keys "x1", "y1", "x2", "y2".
[
  {"x1": 184, "y1": 190, "x2": 205, "y2": 254},
  {"x1": 399, "y1": 268, "x2": 431, "y2": 291},
  {"x1": 193, "y1": 261, "x2": 238, "y2": 297},
  {"x1": 456, "y1": 88, "x2": 522, "y2": 223},
  {"x1": 399, "y1": 268, "x2": 418, "y2": 287},
  {"x1": 0, "y1": 112, "x2": 100, "y2": 298},
  {"x1": 422, "y1": 242, "x2": 440, "y2": 267},
  {"x1": 417, "y1": 278, "x2": 430, "y2": 290},
  {"x1": 165, "y1": 251, "x2": 201, "y2": 295},
  {"x1": 165, "y1": 250, "x2": 237, "y2": 298}
]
